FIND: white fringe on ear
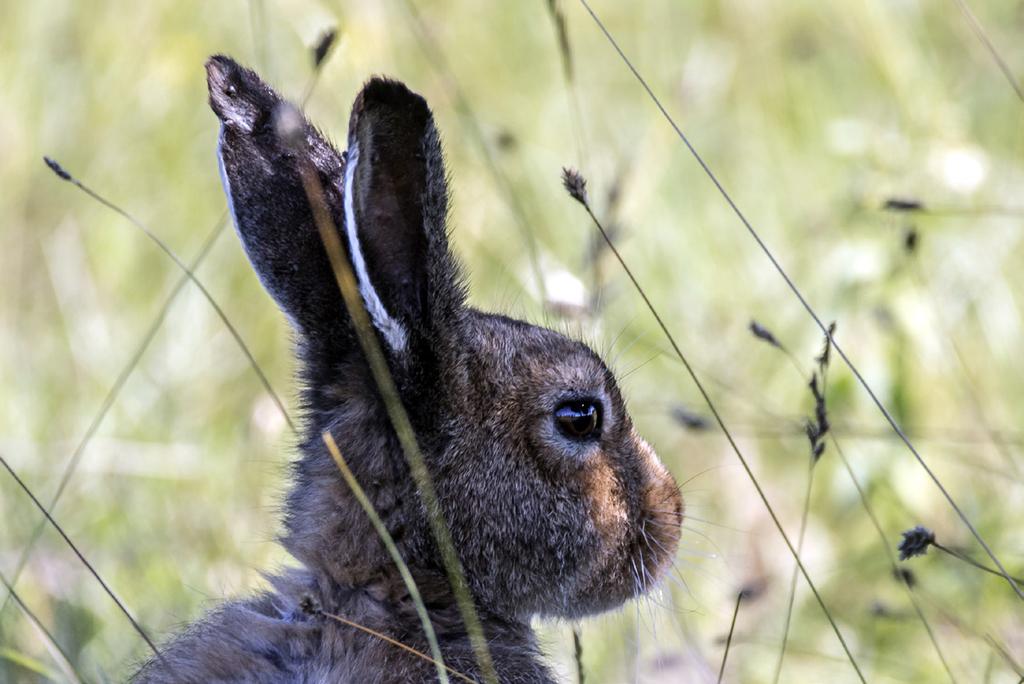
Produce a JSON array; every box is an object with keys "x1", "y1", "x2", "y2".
[
  {"x1": 217, "y1": 125, "x2": 241, "y2": 234},
  {"x1": 343, "y1": 143, "x2": 409, "y2": 353}
]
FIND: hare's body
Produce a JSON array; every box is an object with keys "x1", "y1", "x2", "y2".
[
  {"x1": 136, "y1": 57, "x2": 682, "y2": 683},
  {"x1": 136, "y1": 568, "x2": 551, "y2": 683}
]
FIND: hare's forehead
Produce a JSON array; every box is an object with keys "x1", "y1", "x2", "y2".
[
  {"x1": 481, "y1": 326, "x2": 609, "y2": 390},
  {"x1": 525, "y1": 349, "x2": 607, "y2": 390}
]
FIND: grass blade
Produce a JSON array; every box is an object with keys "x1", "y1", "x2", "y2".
[
  {"x1": 717, "y1": 591, "x2": 744, "y2": 684},
  {"x1": 831, "y1": 436, "x2": 957, "y2": 682},
  {"x1": 42, "y1": 157, "x2": 295, "y2": 435},
  {"x1": 950, "y1": 0, "x2": 1024, "y2": 103},
  {"x1": 771, "y1": 462, "x2": 815, "y2": 684}
]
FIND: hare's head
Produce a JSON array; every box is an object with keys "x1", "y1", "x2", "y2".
[{"x1": 207, "y1": 55, "x2": 682, "y2": 621}]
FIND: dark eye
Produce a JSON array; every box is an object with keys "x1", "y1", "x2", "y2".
[{"x1": 555, "y1": 401, "x2": 601, "y2": 440}]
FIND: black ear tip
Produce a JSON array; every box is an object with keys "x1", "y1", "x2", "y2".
[
  {"x1": 361, "y1": 77, "x2": 424, "y2": 104},
  {"x1": 205, "y1": 54, "x2": 242, "y2": 108},
  {"x1": 205, "y1": 55, "x2": 279, "y2": 128},
  {"x1": 205, "y1": 54, "x2": 239, "y2": 84},
  {"x1": 352, "y1": 77, "x2": 431, "y2": 129}
]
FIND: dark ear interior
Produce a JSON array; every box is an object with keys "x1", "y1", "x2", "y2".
[{"x1": 346, "y1": 79, "x2": 436, "y2": 343}]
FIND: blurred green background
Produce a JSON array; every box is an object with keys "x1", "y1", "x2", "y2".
[{"x1": 2, "y1": 0, "x2": 1023, "y2": 681}]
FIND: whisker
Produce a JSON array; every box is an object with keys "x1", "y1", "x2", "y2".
[
  {"x1": 609, "y1": 331, "x2": 648, "y2": 371},
  {"x1": 676, "y1": 464, "x2": 729, "y2": 490},
  {"x1": 618, "y1": 351, "x2": 663, "y2": 381},
  {"x1": 603, "y1": 313, "x2": 641, "y2": 357}
]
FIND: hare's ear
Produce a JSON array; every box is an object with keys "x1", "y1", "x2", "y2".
[
  {"x1": 343, "y1": 78, "x2": 462, "y2": 355},
  {"x1": 208, "y1": 55, "x2": 349, "y2": 339}
]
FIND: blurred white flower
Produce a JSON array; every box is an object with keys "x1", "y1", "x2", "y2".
[
  {"x1": 545, "y1": 268, "x2": 587, "y2": 309},
  {"x1": 251, "y1": 394, "x2": 287, "y2": 438},
  {"x1": 929, "y1": 145, "x2": 988, "y2": 194},
  {"x1": 680, "y1": 37, "x2": 736, "y2": 108},
  {"x1": 826, "y1": 118, "x2": 868, "y2": 156}
]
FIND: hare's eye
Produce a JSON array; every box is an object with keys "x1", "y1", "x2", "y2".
[{"x1": 555, "y1": 401, "x2": 601, "y2": 440}]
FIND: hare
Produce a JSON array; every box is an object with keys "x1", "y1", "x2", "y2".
[{"x1": 134, "y1": 55, "x2": 683, "y2": 683}]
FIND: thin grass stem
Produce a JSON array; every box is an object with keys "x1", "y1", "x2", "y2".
[
  {"x1": 983, "y1": 635, "x2": 1024, "y2": 679},
  {"x1": 771, "y1": 461, "x2": 815, "y2": 684},
  {"x1": 933, "y1": 543, "x2": 1024, "y2": 586},
  {"x1": 318, "y1": 610, "x2": 476, "y2": 684},
  {"x1": 717, "y1": 591, "x2": 744, "y2": 684},
  {"x1": 950, "y1": 0, "x2": 1024, "y2": 103},
  {"x1": 42, "y1": 158, "x2": 295, "y2": 435},
  {"x1": 830, "y1": 436, "x2": 957, "y2": 682}
]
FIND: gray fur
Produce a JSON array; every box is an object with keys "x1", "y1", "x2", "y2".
[{"x1": 134, "y1": 56, "x2": 683, "y2": 684}]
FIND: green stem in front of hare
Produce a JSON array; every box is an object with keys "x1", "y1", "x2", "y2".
[{"x1": 322, "y1": 433, "x2": 451, "y2": 684}]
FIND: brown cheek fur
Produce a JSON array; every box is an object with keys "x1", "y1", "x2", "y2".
[{"x1": 581, "y1": 452, "x2": 628, "y2": 548}]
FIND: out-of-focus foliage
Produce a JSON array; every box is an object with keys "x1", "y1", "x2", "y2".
[{"x1": 2, "y1": 0, "x2": 1023, "y2": 681}]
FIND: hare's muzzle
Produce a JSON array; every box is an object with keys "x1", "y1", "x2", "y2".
[{"x1": 635, "y1": 436, "x2": 684, "y2": 587}]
